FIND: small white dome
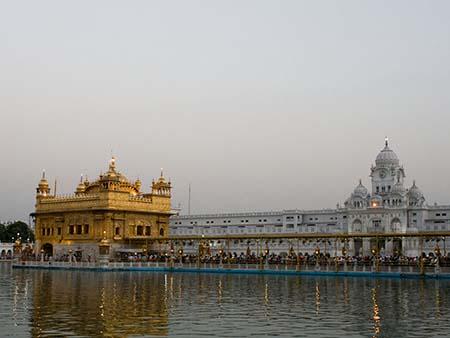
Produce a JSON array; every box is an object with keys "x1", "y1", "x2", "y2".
[
  {"x1": 353, "y1": 180, "x2": 368, "y2": 197},
  {"x1": 407, "y1": 181, "x2": 424, "y2": 200}
]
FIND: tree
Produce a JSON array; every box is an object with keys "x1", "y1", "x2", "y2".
[
  {"x1": 5, "y1": 221, "x2": 35, "y2": 243},
  {"x1": 0, "y1": 223, "x2": 7, "y2": 242}
]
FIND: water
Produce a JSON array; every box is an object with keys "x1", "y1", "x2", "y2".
[{"x1": 1, "y1": 262, "x2": 450, "y2": 337}]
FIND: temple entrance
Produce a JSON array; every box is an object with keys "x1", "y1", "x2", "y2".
[
  {"x1": 42, "y1": 243, "x2": 53, "y2": 257},
  {"x1": 393, "y1": 238, "x2": 402, "y2": 256},
  {"x1": 370, "y1": 238, "x2": 385, "y2": 254}
]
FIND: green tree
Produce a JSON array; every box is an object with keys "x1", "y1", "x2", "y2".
[
  {"x1": 0, "y1": 223, "x2": 7, "y2": 242},
  {"x1": 5, "y1": 221, "x2": 35, "y2": 243}
]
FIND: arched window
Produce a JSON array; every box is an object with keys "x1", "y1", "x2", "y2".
[
  {"x1": 136, "y1": 225, "x2": 143, "y2": 236},
  {"x1": 159, "y1": 228, "x2": 164, "y2": 237},
  {"x1": 391, "y1": 218, "x2": 401, "y2": 231},
  {"x1": 352, "y1": 219, "x2": 362, "y2": 232}
]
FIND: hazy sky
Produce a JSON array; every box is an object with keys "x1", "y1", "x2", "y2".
[{"x1": 1, "y1": 1, "x2": 450, "y2": 222}]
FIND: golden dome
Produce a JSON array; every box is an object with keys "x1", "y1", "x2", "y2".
[
  {"x1": 135, "y1": 178, "x2": 142, "y2": 191},
  {"x1": 38, "y1": 170, "x2": 49, "y2": 188},
  {"x1": 76, "y1": 174, "x2": 86, "y2": 194}
]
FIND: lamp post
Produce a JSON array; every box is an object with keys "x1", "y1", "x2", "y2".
[
  {"x1": 98, "y1": 230, "x2": 111, "y2": 267},
  {"x1": 178, "y1": 247, "x2": 183, "y2": 265},
  {"x1": 371, "y1": 247, "x2": 379, "y2": 272},
  {"x1": 170, "y1": 243, "x2": 175, "y2": 268},
  {"x1": 219, "y1": 248, "x2": 224, "y2": 268},
  {"x1": 342, "y1": 242, "x2": 348, "y2": 272},
  {"x1": 443, "y1": 237, "x2": 447, "y2": 257},
  {"x1": 435, "y1": 243, "x2": 441, "y2": 275},
  {"x1": 315, "y1": 246, "x2": 321, "y2": 271}
]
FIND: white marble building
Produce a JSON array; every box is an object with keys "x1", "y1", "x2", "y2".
[
  {"x1": 170, "y1": 140, "x2": 450, "y2": 257},
  {"x1": 0, "y1": 243, "x2": 14, "y2": 259}
]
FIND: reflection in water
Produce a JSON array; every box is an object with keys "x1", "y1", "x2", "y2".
[
  {"x1": 30, "y1": 270, "x2": 168, "y2": 337},
  {"x1": 435, "y1": 280, "x2": 441, "y2": 319},
  {"x1": 1, "y1": 264, "x2": 450, "y2": 337},
  {"x1": 371, "y1": 286, "x2": 381, "y2": 338},
  {"x1": 315, "y1": 281, "x2": 320, "y2": 315}
]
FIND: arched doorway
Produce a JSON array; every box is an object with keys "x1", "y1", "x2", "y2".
[
  {"x1": 0, "y1": 250, "x2": 5, "y2": 259},
  {"x1": 391, "y1": 218, "x2": 402, "y2": 232},
  {"x1": 352, "y1": 219, "x2": 362, "y2": 233},
  {"x1": 42, "y1": 243, "x2": 53, "y2": 257},
  {"x1": 353, "y1": 238, "x2": 363, "y2": 256},
  {"x1": 370, "y1": 238, "x2": 385, "y2": 254},
  {"x1": 392, "y1": 238, "x2": 402, "y2": 256}
]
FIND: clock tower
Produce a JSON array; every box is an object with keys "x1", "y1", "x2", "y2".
[{"x1": 370, "y1": 138, "x2": 405, "y2": 196}]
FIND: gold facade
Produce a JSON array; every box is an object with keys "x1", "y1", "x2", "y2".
[{"x1": 32, "y1": 158, "x2": 172, "y2": 258}]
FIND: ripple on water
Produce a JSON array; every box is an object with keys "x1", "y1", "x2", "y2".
[{"x1": 1, "y1": 265, "x2": 450, "y2": 337}]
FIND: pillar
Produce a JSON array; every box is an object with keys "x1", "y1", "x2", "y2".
[
  {"x1": 385, "y1": 240, "x2": 394, "y2": 256},
  {"x1": 362, "y1": 239, "x2": 371, "y2": 256}
]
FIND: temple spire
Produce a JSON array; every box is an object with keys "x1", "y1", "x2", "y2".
[
  {"x1": 109, "y1": 156, "x2": 116, "y2": 171},
  {"x1": 385, "y1": 136, "x2": 389, "y2": 147}
]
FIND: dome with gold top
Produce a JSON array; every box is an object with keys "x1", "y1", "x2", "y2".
[{"x1": 36, "y1": 170, "x2": 50, "y2": 196}]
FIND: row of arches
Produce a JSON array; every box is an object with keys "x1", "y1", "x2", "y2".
[
  {"x1": 0, "y1": 249, "x2": 13, "y2": 258},
  {"x1": 352, "y1": 218, "x2": 402, "y2": 232}
]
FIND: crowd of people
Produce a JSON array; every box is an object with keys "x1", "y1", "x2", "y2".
[{"x1": 111, "y1": 251, "x2": 450, "y2": 267}]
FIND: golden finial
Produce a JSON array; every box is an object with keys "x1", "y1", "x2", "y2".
[{"x1": 109, "y1": 156, "x2": 116, "y2": 171}]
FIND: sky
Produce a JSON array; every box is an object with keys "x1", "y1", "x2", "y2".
[{"x1": 1, "y1": 0, "x2": 450, "y2": 222}]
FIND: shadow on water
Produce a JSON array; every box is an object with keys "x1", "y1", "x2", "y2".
[{"x1": 1, "y1": 262, "x2": 450, "y2": 337}]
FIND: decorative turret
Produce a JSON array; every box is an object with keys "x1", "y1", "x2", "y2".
[
  {"x1": 151, "y1": 168, "x2": 171, "y2": 197},
  {"x1": 75, "y1": 174, "x2": 86, "y2": 195},
  {"x1": 353, "y1": 179, "x2": 369, "y2": 197},
  {"x1": 345, "y1": 179, "x2": 369, "y2": 209},
  {"x1": 36, "y1": 170, "x2": 50, "y2": 196},
  {"x1": 391, "y1": 175, "x2": 406, "y2": 195},
  {"x1": 135, "y1": 178, "x2": 142, "y2": 193},
  {"x1": 407, "y1": 180, "x2": 425, "y2": 207}
]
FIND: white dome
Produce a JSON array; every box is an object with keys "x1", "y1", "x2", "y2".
[
  {"x1": 375, "y1": 145, "x2": 399, "y2": 166},
  {"x1": 407, "y1": 181, "x2": 424, "y2": 200},
  {"x1": 353, "y1": 180, "x2": 368, "y2": 197}
]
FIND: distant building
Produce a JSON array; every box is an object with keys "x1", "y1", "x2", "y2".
[
  {"x1": 170, "y1": 139, "x2": 450, "y2": 256},
  {"x1": 32, "y1": 158, "x2": 172, "y2": 259},
  {"x1": 0, "y1": 243, "x2": 13, "y2": 259}
]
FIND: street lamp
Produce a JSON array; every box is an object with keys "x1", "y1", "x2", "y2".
[
  {"x1": 371, "y1": 247, "x2": 379, "y2": 272},
  {"x1": 315, "y1": 246, "x2": 321, "y2": 271},
  {"x1": 434, "y1": 244, "x2": 441, "y2": 257}
]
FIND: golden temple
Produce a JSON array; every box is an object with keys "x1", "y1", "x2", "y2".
[{"x1": 32, "y1": 157, "x2": 172, "y2": 259}]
